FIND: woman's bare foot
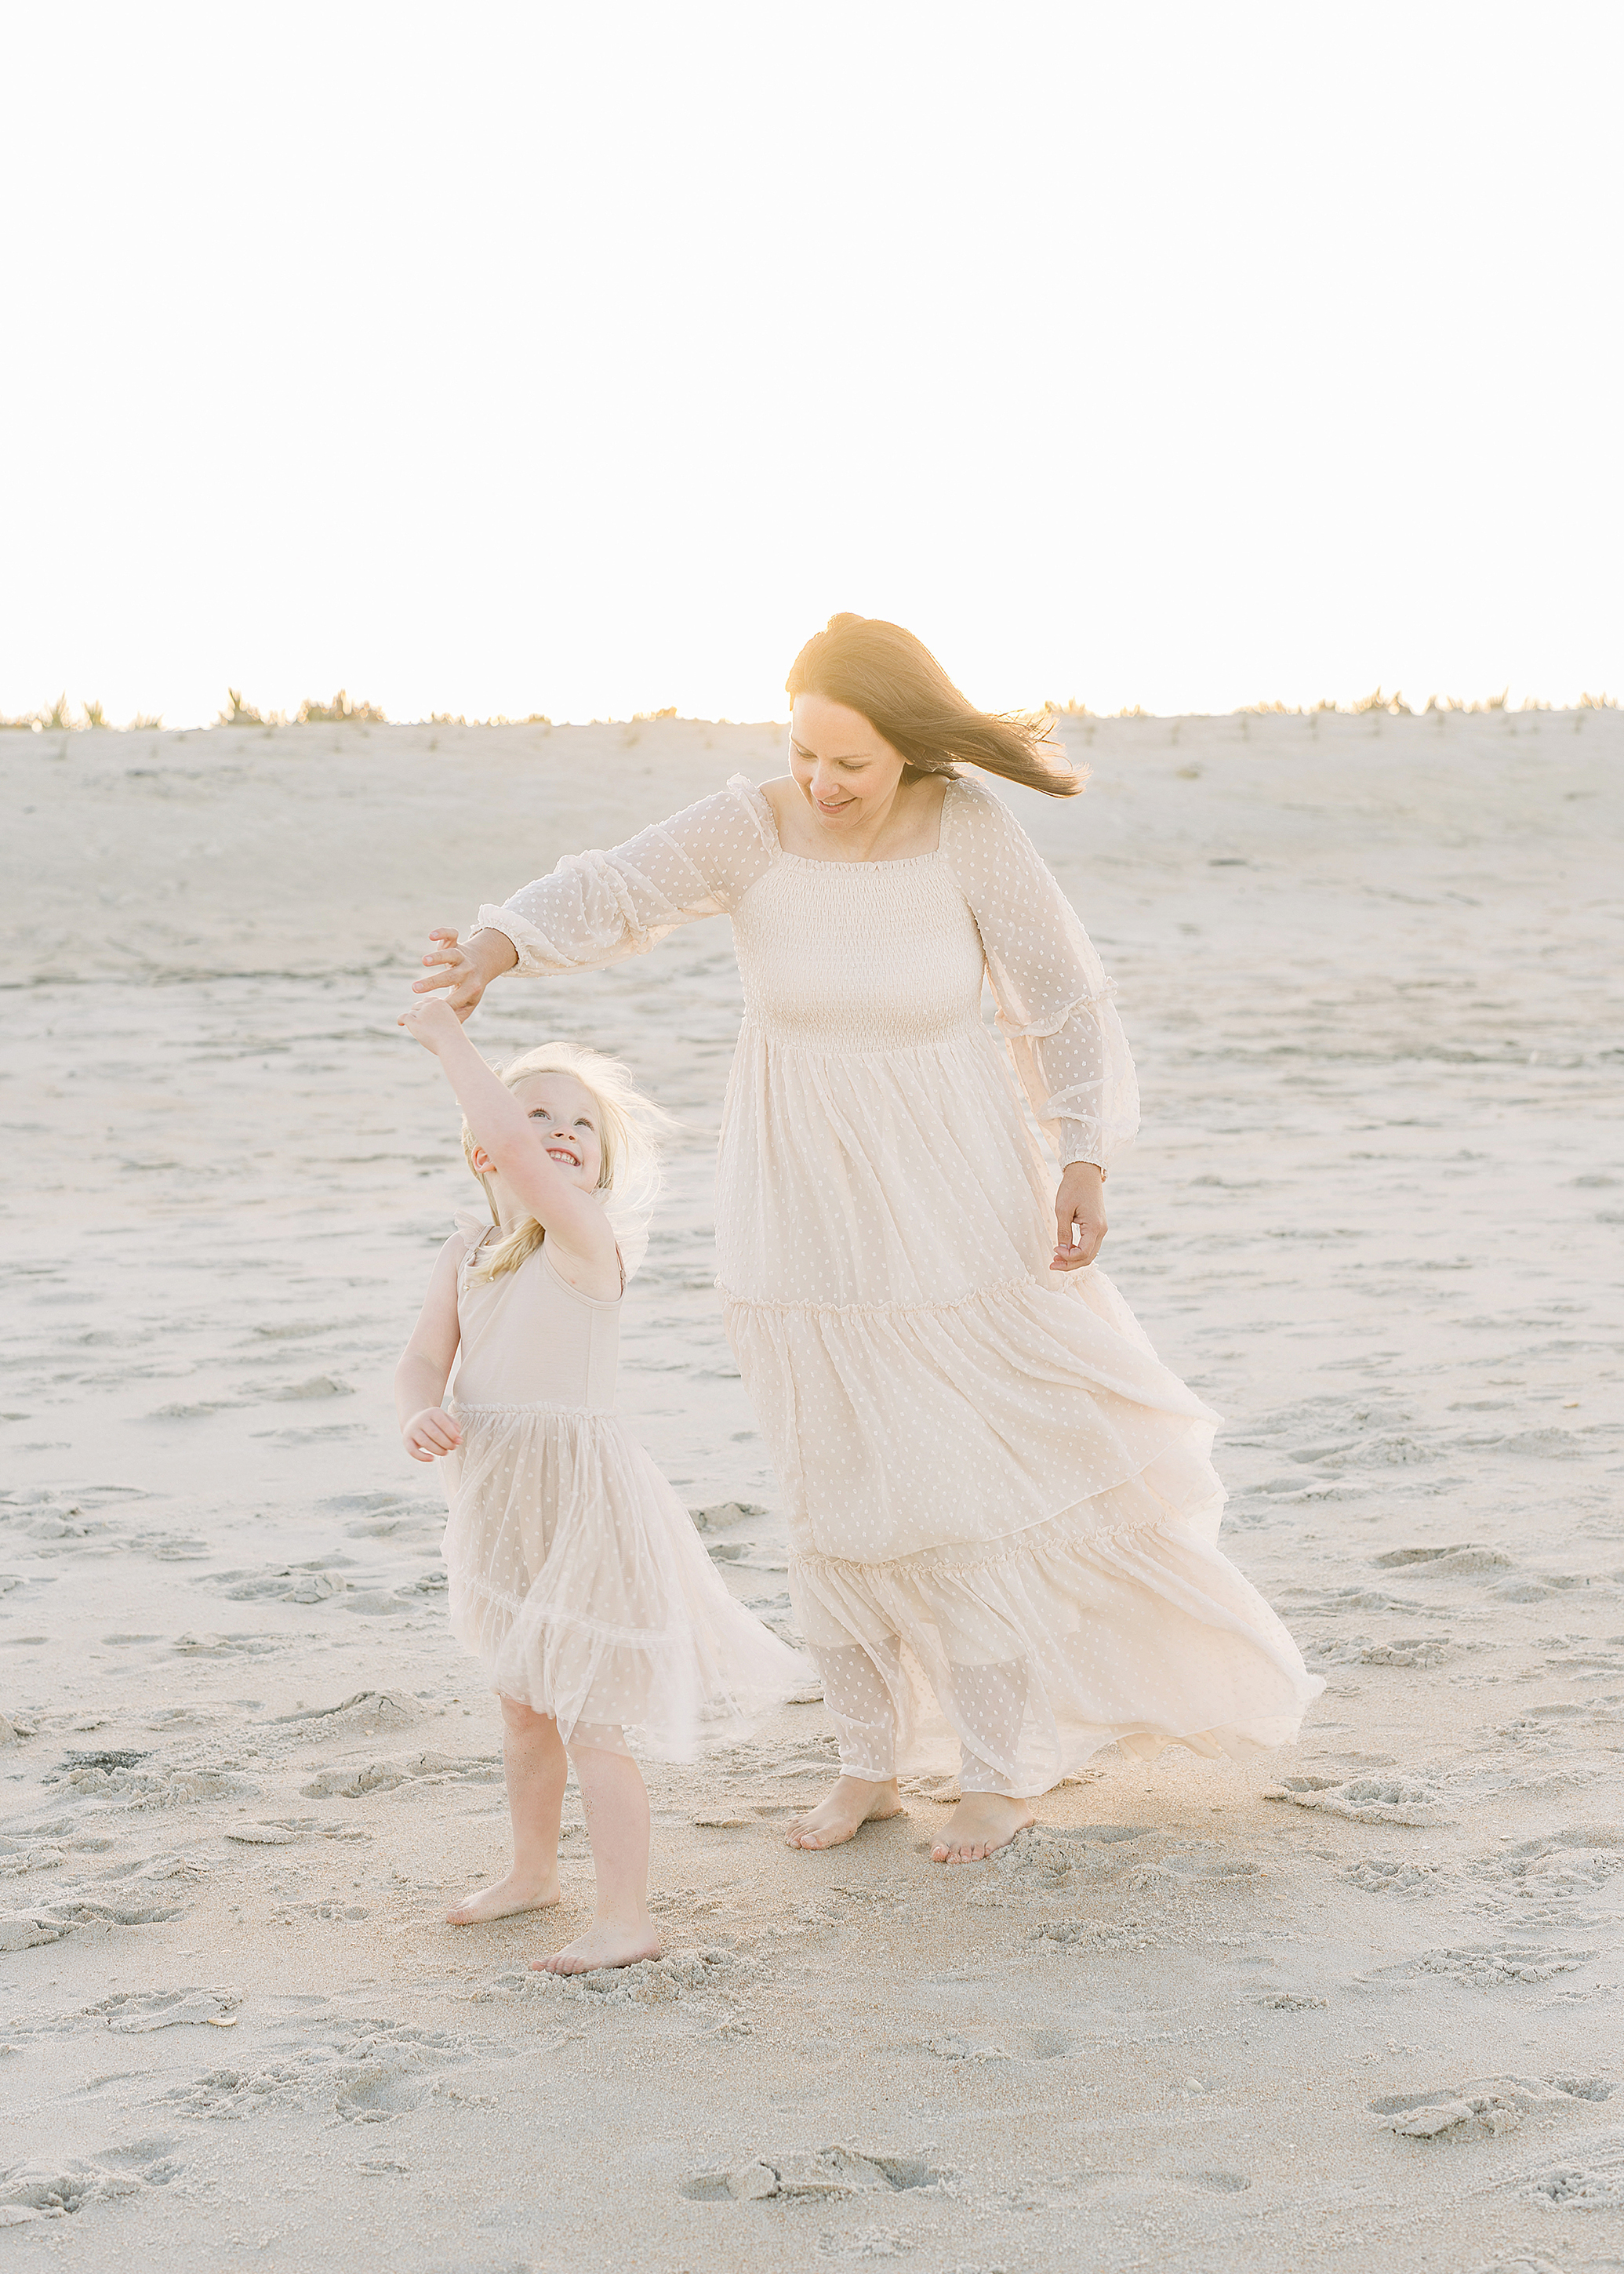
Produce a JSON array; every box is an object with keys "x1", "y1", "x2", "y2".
[
  {"x1": 930, "y1": 1793, "x2": 1034, "y2": 1864},
  {"x1": 445, "y1": 1870, "x2": 561, "y2": 1926},
  {"x1": 785, "y1": 1775, "x2": 903, "y2": 1851},
  {"x1": 530, "y1": 1916, "x2": 661, "y2": 1975}
]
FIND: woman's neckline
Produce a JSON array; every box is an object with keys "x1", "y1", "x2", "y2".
[
  {"x1": 750, "y1": 773, "x2": 954, "y2": 867},
  {"x1": 779, "y1": 845, "x2": 943, "y2": 871}
]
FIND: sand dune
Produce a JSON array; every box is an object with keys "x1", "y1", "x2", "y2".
[{"x1": 2, "y1": 706, "x2": 1621, "y2": 2269}]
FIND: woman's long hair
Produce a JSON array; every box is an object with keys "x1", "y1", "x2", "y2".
[
  {"x1": 460, "y1": 1040, "x2": 670, "y2": 1283},
  {"x1": 784, "y1": 613, "x2": 1084, "y2": 797}
]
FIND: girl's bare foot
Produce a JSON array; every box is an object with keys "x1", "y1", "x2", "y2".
[
  {"x1": 445, "y1": 1870, "x2": 561, "y2": 1926},
  {"x1": 530, "y1": 1917, "x2": 661, "y2": 1974},
  {"x1": 930, "y1": 1793, "x2": 1034, "y2": 1864},
  {"x1": 785, "y1": 1775, "x2": 903, "y2": 1851}
]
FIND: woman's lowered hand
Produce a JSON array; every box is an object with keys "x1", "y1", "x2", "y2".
[
  {"x1": 1052, "y1": 1161, "x2": 1106, "y2": 1270},
  {"x1": 412, "y1": 928, "x2": 519, "y2": 1019}
]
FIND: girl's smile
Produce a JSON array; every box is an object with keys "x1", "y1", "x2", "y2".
[{"x1": 467, "y1": 1071, "x2": 605, "y2": 1220}]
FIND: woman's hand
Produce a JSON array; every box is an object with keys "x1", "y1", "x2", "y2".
[
  {"x1": 1052, "y1": 1161, "x2": 1107, "y2": 1270},
  {"x1": 402, "y1": 1406, "x2": 462, "y2": 1462},
  {"x1": 398, "y1": 997, "x2": 467, "y2": 1054},
  {"x1": 412, "y1": 927, "x2": 519, "y2": 1020}
]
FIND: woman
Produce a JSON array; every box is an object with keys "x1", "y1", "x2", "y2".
[{"x1": 416, "y1": 614, "x2": 1321, "y2": 1863}]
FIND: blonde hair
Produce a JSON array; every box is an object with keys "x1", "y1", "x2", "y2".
[{"x1": 461, "y1": 1041, "x2": 669, "y2": 1282}]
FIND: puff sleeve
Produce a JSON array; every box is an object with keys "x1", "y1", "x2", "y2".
[
  {"x1": 474, "y1": 777, "x2": 776, "y2": 975},
  {"x1": 940, "y1": 777, "x2": 1139, "y2": 1171}
]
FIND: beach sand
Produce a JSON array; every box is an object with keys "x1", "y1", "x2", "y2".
[{"x1": 2, "y1": 704, "x2": 1620, "y2": 2270}]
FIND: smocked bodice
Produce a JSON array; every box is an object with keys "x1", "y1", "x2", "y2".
[
  {"x1": 451, "y1": 1225, "x2": 619, "y2": 1413},
  {"x1": 730, "y1": 852, "x2": 988, "y2": 1052},
  {"x1": 481, "y1": 768, "x2": 1139, "y2": 1172}
]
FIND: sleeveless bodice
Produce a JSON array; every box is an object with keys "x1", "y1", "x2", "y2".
[
  {"x1": 451, "y1": 1233, "x2": 619, "y2": 1412},
  {"x1": 729, "y1": 851, "x2": 988, "y2": 1052}
]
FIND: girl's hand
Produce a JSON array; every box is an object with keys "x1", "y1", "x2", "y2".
[
  {"x1": 412, "y1": 928, "x2": 518, "y2": 1021},
  {"x1": 1052, "y1": 1161, "x2": 1107, "y2": 1270},
  {"x1": 398, "y1": 997, "x2": 466, "y2": 1052},
  {"x1": 402, "y1": 1406, "x2": 462, "y2": 1462}
]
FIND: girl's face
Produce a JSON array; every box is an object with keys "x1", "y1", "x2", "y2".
[
  {"x1": 790, "y1": 693, "x2": 907, "y2": 835},
  {"x1": 472, "y1": 1071, "x2": 605, "y2": 1213}
]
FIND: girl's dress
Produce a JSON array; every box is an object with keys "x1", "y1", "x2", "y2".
[
  {"x1": 477, "y1": 772, "x2": 1323, "y2": 1793},
  {"x1": 441, "y1": 1214, "x2": 808, "y2": 1754}
]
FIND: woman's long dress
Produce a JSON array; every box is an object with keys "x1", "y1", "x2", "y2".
[{"x1": 478, "y1": 772, "x2": 1322, "y2": 1793}]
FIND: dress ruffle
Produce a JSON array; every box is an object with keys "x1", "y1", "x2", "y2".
[
  {"x1": 441, "y1": 1403, "x2": 809, "y2": 1756},
  {"x1": 790, "y1": 1496, "x2": 1324, "y2": 1789},
  {"x1": 729, "y1": 1262, "x2": 1324, "y2": 1788},
  {"x1": 722, "y1": 1264, "x2": 1219, "y2": 1566}
]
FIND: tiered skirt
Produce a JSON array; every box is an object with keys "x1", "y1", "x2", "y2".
[
  {"x1": 717, "y1": 1016, "x2": 1324, "y2": 1791},
  {"x1": 441, "y1": 1403, "x2": 808, "y2": 1756}
]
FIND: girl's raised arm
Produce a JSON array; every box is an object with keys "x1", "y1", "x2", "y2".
[{"x1": 397, "y1": 998, "x2": 616, "y2": 1273}]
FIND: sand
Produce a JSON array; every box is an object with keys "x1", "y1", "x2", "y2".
[{"x1": 2, "y1": 703, "x2": 1621, "y2": 2272}]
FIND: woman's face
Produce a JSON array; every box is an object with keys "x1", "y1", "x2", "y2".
[{"x1": 790, "y1": 694, "x2": 906, "y2": 834}]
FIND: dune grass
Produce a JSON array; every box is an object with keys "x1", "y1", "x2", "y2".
[
  {"x1": 214, "y1": 688, "x2": 391, "y2": 726},
  {"x1": 296, "y1": 689, "x2": 389, "y2": 724},
  {"x1": 2, "y1": 686, "x2": 1613, "y2": 736},
  {"x1": 1233, "y1": 688, "x2": 1590, "y2": 718}
]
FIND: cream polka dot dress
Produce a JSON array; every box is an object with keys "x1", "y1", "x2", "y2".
[
  {"x1": 478, "y1": 774, "x2": 1322, "y2": 1795},
  {"x1": 441, "y1": 1213, "x2": 809, "y2": 1756}
]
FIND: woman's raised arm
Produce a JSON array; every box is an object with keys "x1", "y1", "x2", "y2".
[{"x1": 415, "y1": 779, "x2": 776, "y2": 1015}]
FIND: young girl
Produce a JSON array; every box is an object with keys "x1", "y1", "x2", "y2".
[{"x1": 395, "y1": 997, "x2": 808, "y2": 1974}]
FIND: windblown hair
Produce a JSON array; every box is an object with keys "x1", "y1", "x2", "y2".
[
  {"x1": 461, "y1": 1040, "x2": 670, "y2": 1283},
  {"x1": 785, "y1": 613, "x2": 1084, "y2": 797}
]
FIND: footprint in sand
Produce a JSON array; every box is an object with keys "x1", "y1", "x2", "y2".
[
  {"x1": 56, "y1": 1758, "x2": 255, "y2": 1807},
  {"x1": 1373, "y1": 1544, "x2": 1513, "y2": 1577},
  {"x1": 99, "y1": 1989, "x2": 240, "y2": 2032},
  {"x1": 1373, "y1": 2072, "x2": 1610, "y2": 2138},
  {"x1": 1357, "y1": 1639, "x2": 1453, "y2": 1668},
  {"x1": 0, "y1": 1839, "x2": 67, "y2": 1880},
  {"x1": 0, "y1": 2141, "x2": 186, "y2": 2222},
  {"x1": 1340, "y1": 1855, "x2": 1457, "y2": 1898},
  {"x1": 683, "y1": 2148, "x2": 943, "y2": 2202},
  {"x1": 211, "y1": 1560, "x2": 356, "y2": 1604},
  {"x1": 171, "y1": 1632, "x2": 286, "y2": 1658},
  {"x1": 0, "y1": 1913, "x2": 71, "y2": 1951},
  {"x1": 299, "y1": 1750, "x2": 496, "y2": 1800},
  {"x1": 546, "y1": 1948, "x2": 744, "y2": 2008},
  {"x1": 921, "y1": 2033, "x2": 1012, "y2": 2061},
  {"x1": 162, "y1": 2017, "x2": 470, "y2": 2123},
  {"x1": 1520, "y1": 2163, "x2": 1624, "y2": 2208},
  {"x1": 1263, "y1": 1775, "x2": 1451, "y2": 1826},
  {"x1": 275, "y1": 1691, "x2": 426, "y2": 1742},
  {"x1": 1480, "y1": 1823, "x2": 1624, "y2": 1906},
  {"x1": 1361, "y1": 1941, "x2": 1593, "y2": 1989}
]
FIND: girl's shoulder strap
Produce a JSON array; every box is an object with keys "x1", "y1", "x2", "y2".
[{"x1": 452, "y1": 1208, "x2": 497, "y2": 1260}]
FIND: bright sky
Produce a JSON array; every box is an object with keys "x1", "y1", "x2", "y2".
[{"x1": 3, "y1": 2, "x2": 1620, "y2": 727}]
